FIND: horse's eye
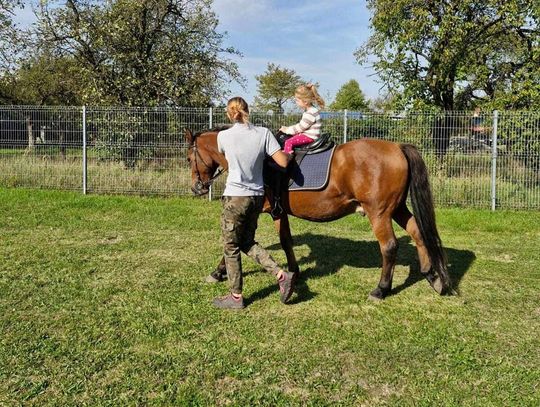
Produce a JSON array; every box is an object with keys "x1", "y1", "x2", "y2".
[{"x1": 187, "y1": 157, "x2": 191, "y2": 163}]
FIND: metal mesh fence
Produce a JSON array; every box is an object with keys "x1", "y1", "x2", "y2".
[
  {"x1": 85, "y1": 107, "x2": 209, "y2": 195},
  {"x1": 1, "y1": 106, "x2": 539, "y2": 209},
  {"x1": 0, "y1": 106, "x2": 83, "y2": 191}
]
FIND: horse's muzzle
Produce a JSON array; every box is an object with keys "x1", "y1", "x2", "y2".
[{"x1": 191, "y1": 182, "x2": 209, "y2": 196}]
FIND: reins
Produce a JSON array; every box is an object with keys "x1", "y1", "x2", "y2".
[{"x1": 191, "y1": 136, "x2": 225, "y2": 190}]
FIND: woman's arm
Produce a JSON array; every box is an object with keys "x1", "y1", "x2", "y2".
[{"x1": 271, "y1": 150, "x2": 289, "y2": 168}]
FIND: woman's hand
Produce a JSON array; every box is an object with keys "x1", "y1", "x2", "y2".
[{"x1": 279, "y1": 126, "x2": 288, "y2": 133}]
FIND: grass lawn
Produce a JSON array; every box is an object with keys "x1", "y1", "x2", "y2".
[{"x1": 1, "y1": 188, "x2": 539, "y2": 406}]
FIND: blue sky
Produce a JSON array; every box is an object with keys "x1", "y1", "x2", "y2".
[
  {"x1": 13, "y1": 0, "x2": 381, "y2": 105},
  {"x1": 212, "y1": 0, "x2": 381, "y2": 105}
]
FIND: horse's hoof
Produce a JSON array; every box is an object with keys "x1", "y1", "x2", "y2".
[
  {"x1": 290, "y1": 267, "x2": 300, "y2": 275},
  {"x1": 427, "y1": 275, "x2": 447, "y2": 295},
  {"x1": 205, "y1": 272, "x2": 226, "y2": 283},
  {"x1": 367, "y1": 294, "x2": 383, "y2": 302},
  {"x1": 205, "y1": 274, "x2": 221, "y2": 283},
  {"x1": 432, "y1": 278, "x2": 445, "y2": 295},
  {"x1": 368, "y1": 287, "x2": 386, "y2": 302},
  {"x1": 424, "y1": 272, "x2": 446, "y2": 295}
]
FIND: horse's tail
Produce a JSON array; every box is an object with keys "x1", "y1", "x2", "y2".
[{"x1": 400, "y1": 144, "x2": 451, "y2": 294}]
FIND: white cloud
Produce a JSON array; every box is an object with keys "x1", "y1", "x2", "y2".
[
  {"x1": 212, "y1": 0, "x2": 274, "y2": 30},
  {"x1": 214, "y1": 0, "x2": 380, "y2": 104}
]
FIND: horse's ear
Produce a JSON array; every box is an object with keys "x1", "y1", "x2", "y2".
[{"x1": 184, "y1": 128, "x2": 194, "y2": 144}]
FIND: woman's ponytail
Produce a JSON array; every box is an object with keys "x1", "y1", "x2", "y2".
[{"x1": 226, "y1": 97, "x2": 250, "y2": 124}]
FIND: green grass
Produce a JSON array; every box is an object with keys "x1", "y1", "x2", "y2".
[
  {"x1": 0, "y1": 154, "x2": 200, "y2": 196},
  {"x1": 1, "y1": 188, "x2": 539, "y2": 405}
]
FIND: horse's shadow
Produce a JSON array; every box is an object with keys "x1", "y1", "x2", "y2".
[{"x1": 246, "y1": 233, "x2": 475, "y2": 305}]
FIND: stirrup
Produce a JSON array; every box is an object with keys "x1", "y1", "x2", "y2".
[{"x1": 271, "y1": 199, "x2": 283, "y2": 218}]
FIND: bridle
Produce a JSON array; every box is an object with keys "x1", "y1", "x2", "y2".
[{"x1": 191, "y1": 135, "x2": 225, "y2": 192}]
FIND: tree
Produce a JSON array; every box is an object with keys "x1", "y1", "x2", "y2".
[
  {"x1": 357, "y1": 0, "x2": 539, "y2": 156},
  {"x1": 0, "y1": 0, "x2": 24, "y2": 70},
  {"x1": 254, "y1": 63, "x2": 302, "y2": 113},
  {"x1": 356, "y1": 0, "x2": 540, "y2": 111},
  {"x1": 35, "y1": 0, "x2": 243, "y2": 106},
  {"x1": 369, "y1": 92, "x2": 401, "y2": 112},
  {"x1": 329, "y1": 79, "x2": 369, "y2": 111},
  {"x1": 0, "y1": 0, "x2": 26, "y2": 103},
  {"x1": 8, "y1": 52, "x2": 84, "y2": 105}
]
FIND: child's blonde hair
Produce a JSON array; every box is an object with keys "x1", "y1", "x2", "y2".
[
  {"x1": 227, "y1": 97, "x2": 250, "y2": 124},
  {"x1": 295, "y1": 83, "x2": 325, "y2": 109}
]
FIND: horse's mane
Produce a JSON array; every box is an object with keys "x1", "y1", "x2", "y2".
[{"x1": 194, "y1": 125, "x2": 232, "y2": 138}]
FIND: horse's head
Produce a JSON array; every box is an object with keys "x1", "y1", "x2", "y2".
[{"x1": 184, "y1": 128, "x2": 224, "y2": 196}]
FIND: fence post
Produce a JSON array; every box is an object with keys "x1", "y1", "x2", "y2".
[
  {"x1": 491, "y1": 110, "x2": 499, "y2": 211},
  {"x1": 343, "y1": 109, "x2": 348, "y2": 143},
  {"x1": 208, "y1": 107, "x2": 213, "y2": 201},
  {"x1": 82, "y1": 105, "x2": 87, "y2": 195}
]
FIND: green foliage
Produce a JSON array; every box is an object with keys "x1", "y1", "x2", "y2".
[
  {"x1": 0, "y1": 0, "x2": 26, "y2": 103},
  {"x1": 369, "y1": 93, "x2": 401, "y2": 112},
  {"x1": 28, "y1": 0, "x2": 243, "y2": 106},
  {"x1": 329, "y1": 79, "x2": 369, "y2": 111},
  {"x1": 0, "y1": 0, "x2": 24, "y2": 72},
  {"x1": 87, "y1": 108, "x2": 202, "y2": 169},
  {"x1": 6, "y1": 53, "x2": 84, "y2": 105},
  {"x1": 358, "y1": 0, "x2": 540, "y2": 110},
  {"x1": 254, "y1": 63, "x2": 302, "y2": 113},
  {"x1": 497, "y1": 112, "x2": 540, "y2": 172}
]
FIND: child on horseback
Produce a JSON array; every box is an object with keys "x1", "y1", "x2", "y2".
[{"x1": 279, "y1": 83, "x2": 325, "y2": 154}]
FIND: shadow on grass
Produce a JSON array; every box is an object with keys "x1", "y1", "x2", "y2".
[{"x1": 246, "y1": 233, "x2": 475, "y2": 305}]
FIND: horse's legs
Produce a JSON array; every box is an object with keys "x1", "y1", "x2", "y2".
[
  {"x1": 367, "y1": 212, "x2": 398, "y2": 300},
  {"x1": 207, "y1": 256, "x2": 227, "y2": 282},
  {"x1": 273, "y1": 214, "x2": 299, "y2": 275},
  {"x1": 392, "y1": 204, "x2": 444, "y2": 294}
]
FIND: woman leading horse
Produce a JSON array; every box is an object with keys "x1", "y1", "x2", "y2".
[{"x1": 185, "y1": 128, "x2": 451, "y2": 301}]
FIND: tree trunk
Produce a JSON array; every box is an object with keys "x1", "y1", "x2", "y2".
[
  {"x1": 59, "y1": 131, "x2": 66, "y2": 160},
  {"x1": 431, "y1": 85, "x2": 455, "y2": 157},
  {"x1": 25, "y1": 115, "x2": 35, "y2": 154},
  {"x1": 432, "y1": 113, "x2": 453, "y2": 158}
]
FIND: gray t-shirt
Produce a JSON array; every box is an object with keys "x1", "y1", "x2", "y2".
[{"x1": 217, "y1": 123, "x2": 281, "y2": 196}]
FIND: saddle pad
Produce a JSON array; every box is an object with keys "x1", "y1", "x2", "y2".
[{"x1": 289, "y1": 146, "x2": 335, "y2": 191}]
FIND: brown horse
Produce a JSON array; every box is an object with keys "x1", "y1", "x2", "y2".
[{"x1": 184, "y1": 128, "x2": 451, "y2": 300}]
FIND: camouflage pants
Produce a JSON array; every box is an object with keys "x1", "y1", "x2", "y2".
[{"x1": 221, "y1": 195, "x2": 281, "y2": 294}]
